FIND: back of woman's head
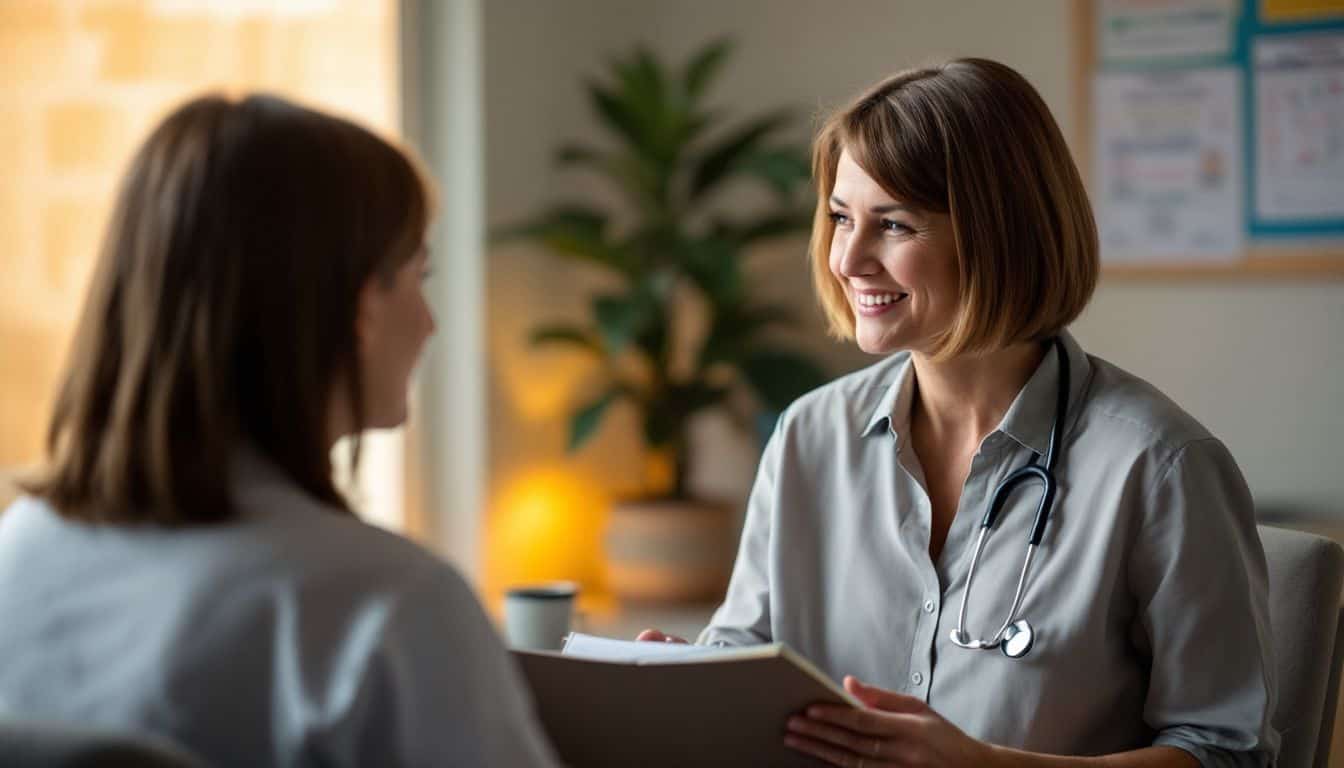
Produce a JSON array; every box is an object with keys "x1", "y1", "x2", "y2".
[
  {"x1": 810, "y1": 58, "x2": 1098, "y2": 359},
  {"x1": 27, "y1": 94, "x2": 431, "y2": 524}
]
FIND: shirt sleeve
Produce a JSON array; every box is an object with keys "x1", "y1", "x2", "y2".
[
  {"x1": 1130, "y1": 437, "x2": 1278, "y2": 768},
  {"x1": 697, "y1": 415, "x2": 784, "y2": 647},
  {"x1": 336, "y1": 565, "x2": 562, "y2": 768}
]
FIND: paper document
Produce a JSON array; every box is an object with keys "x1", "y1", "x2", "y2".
[
  {"x1": 560, "y1": 632, "x2": 730, "y2": 661},
  {"x1": 515, "y1": 633, "x2": 859, "y2": 767}
]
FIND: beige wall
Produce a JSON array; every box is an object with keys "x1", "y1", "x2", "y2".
[{"x1": 481, "y1": 0, "x2": 1344, "y2": 589}]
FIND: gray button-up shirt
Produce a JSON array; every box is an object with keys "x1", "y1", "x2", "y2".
[{"x1": 700, "y1": 331, "x2": 1277, "y2": 766}]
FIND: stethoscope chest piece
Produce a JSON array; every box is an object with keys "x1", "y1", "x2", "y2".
[{"x1": 1000, "y1": 619, "x2": 1034, "y2": 659}]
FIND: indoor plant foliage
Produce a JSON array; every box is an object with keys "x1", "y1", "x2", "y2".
[{"x1": 503, "y1": 39, "x2": 828, "y2": 504}]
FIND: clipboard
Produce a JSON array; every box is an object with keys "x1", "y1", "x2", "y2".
[{"x1": 513, "y1": 636, "x2": 860, "y2": 767}]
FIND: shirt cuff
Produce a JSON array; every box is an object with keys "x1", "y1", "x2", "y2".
[{"x1": 1153, "y1": 728, "x2": 1272, "y2": 768}]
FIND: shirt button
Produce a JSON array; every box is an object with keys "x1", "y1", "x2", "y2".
[
  {"x1": 911, "y1": 671, "x2": 924, "y2": 686},
  {"x1": 923, "y1": 599, "x2": 935, "y2": 613}
]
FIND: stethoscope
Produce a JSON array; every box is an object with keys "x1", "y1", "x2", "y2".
[{"x1": 947, "y1": 337, "x2": 1069, "y2": 660}]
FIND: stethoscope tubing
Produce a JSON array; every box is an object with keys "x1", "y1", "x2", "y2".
[{"x1": 948, "y1": 337, "x2": 1070, "y2": 658}]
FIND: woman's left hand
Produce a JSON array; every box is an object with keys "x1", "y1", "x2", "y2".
[{"x1": 784, "y1": 676, "x2": 995, "y2": 768}]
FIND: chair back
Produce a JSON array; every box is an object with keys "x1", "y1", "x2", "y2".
[{"x1": 1259, "y1": 524, "x2": 1344, "y2": 768}]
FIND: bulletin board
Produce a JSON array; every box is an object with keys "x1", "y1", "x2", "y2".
[{"x1": 1073, "y1": 0, "x2": 1344, "y2": 278}]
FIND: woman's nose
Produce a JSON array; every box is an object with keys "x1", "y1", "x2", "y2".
[{"x1": 837, "y1": 230, "x2": 878, "y2": 278}]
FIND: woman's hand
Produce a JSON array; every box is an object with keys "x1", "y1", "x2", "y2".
[
  {"x1": 784, "y1": 676, "x2": 994, "y2": 768},
  {"x1": 634, "y1": 629, "x2": 688, "y2": 643}
]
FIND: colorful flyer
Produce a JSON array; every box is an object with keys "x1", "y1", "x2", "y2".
[
  {"x1": 1100, "y1": 0, "x2": 1241, "y2": 64},
  {"x1": 1094, "y1": 68, "x2": 1245, "y2": 262},
  {"x1": 1252, "y1": 33, "x2": 1344, "y2": 222}
]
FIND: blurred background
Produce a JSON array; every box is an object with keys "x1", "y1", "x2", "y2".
[{"x1": 1, "y1": 0, "x2": 1342, "y2": 637}]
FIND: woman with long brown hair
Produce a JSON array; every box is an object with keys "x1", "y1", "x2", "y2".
[{"x1": 0, "y1": 94, "x2": 559, "y2": 767}]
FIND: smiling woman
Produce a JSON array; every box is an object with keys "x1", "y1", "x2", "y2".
[
  {"x1": 642, "y1": 57, "x2": 1277, "y2": 768},
  {"x1": 809, "y1": 60, "x2": 1098, "y2": 362}
]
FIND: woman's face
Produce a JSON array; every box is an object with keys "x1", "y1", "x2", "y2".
[
  {"x1": 355, "y1": 247, "x2": 436, "y2": 430},
  {"x1": 828, "y1": 149, "x2": 960, "y2": 356}
]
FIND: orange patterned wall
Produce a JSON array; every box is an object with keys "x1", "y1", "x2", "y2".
[{"x1": 0, "y1": 0, "x2": 399, "y2": 467}]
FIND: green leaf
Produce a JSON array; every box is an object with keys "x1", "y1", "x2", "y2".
[
  {"x1": 738, "y1": 349, "x2": 829, "y2": 412},
  {"x1": 683, "y1": 38, "x2": 733, "y2": 103},
  {"x1": 593, "y1": 292, "x2": 656, "y2": 353},
  {"x1": 587, "y1": 81, "x2": 649, "y2": 157},
  {"x1": 716, "y1": 209, "x2": 813, "y2": 247},
  {"x1": 697, "y1": 303, "x2": 797, "y2": 369},
  {"x1": 493, "y1": 206, "x2": 629, "y2": 276},
  {"x1": 737, "y1": 146, "x2": 812, "y2": 199},
  {"x1": 569, "y1": 388, "x2": 621, "y2": 451},
  {"x1": 555, "y1": 143, "x2": 605, "y2": 167},
  {"x1": 689, "y1": 109, "x2": 795, "y2": 200},
  {"x1": 681, "y1": 236, "x2": 742, "y2": 305},
  {"x1": 614, "y1": 49, "x2": 669, "y2": 151},
  {"x1": 529, "y1": 325, "x2": 603, "y2": 355},
  {"x1": 624, "y1": 47, "x2": 666, "y2": 110}
]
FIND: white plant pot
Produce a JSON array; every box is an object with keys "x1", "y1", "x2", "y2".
[{"x1": 603, "y1": 498, "x2": 736, "y2": 603}]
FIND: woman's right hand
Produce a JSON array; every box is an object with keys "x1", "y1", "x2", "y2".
[{"x1": 635, "y1": 628, "x2": 688, "y2": 643}]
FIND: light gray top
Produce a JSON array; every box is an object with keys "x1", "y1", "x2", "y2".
[
  {"x1": 700, "y1": 331, "x2": 1278, "y2": 767},
  {"x1": 0, "y1": 450, "x2": 560, "y2": 768}
]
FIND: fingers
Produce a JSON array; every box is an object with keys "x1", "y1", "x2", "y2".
[
  {"x1": 806, "y1": 704, "x2": 920, "y2": 737},
  {"x1": 844, "y1": 676, "x2": 928, "y2": 713},
  {"x1": 634, "y1": 629, "x2": 688, "y2": 643},
  {"x1": 783, "y1": 732, "x2": 897, "y2": 768},
  {"x1": 787, "y1": 715, "x2": 883, "y2": 758}
]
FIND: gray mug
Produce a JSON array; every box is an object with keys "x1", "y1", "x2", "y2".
[{"x1": 503, "y1": 582, "x2": 578, "y2": 651}]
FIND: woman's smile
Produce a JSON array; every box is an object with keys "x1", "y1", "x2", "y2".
[{"x1": 852, "y1": 289, "x2": 908, "y2": 317}]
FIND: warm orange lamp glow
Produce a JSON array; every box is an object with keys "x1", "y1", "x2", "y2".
[{"x1": 484, "y1": 466, "x2": 610, "y2": 606}]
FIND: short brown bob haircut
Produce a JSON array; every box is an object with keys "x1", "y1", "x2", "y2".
[
  {"x1": 24, "y1": 94, "x2": 431, "y2": 524},
  {"x1": 810, "y1": 58, "x2": 1098, "y2": 359}
]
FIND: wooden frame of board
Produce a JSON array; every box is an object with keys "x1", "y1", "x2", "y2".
[{"x1": 1072, "y1": 0, "x2": 1344, "y2": 279}]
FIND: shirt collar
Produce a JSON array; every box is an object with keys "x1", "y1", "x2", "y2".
[
  {"x1": 860, "y1": 355, "x2": 916, "y2": 443},
  {"x1": 857, "y1": 330, "x2": 1092, "y2": 457},
  {"x1": 995, "y1": 330, "x2": 1091, "y2": 456}
]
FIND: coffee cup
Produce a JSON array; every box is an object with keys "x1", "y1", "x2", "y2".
[{"x1": 503, "y1": 581, "x2": 578, "y2": 651}]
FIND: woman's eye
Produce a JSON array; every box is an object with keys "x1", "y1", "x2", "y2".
[
  {"x1": 882, "y1": 219, "x2": 913, "y2": 234},
  {"x1": 828, "y1": 211, "x2": 851, "y2": 226}
]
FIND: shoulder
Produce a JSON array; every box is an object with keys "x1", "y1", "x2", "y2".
[
  {"x1": 0, "y1": 495, "x2": 63, "y2": 545},
  {"x1": 232, "y1": 472, "x2": 452, "y2": 591},
  {"x1": 1074, "y1": 353, "x2": 1217, "y2": 465}
]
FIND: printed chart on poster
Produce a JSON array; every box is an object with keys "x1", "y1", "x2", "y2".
[{"x1": 1080, "y1": 0, "x2": 1344, "y2": 274}]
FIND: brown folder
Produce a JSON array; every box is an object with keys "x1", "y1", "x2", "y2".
[{"x1": 513, "y1": 642, "x2": 858, "y2": 767}]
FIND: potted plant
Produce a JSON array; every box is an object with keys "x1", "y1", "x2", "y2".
[{"x1": 499, "y1": 40, "x2": 827, "y2": 602}]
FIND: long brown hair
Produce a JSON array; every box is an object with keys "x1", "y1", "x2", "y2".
[
  {"x1": 809, "y1": 58, "x2": 1098, "y2": 360},
  {"x1": 24, "y1": 94, "x2": 431, "y2": 524}
]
